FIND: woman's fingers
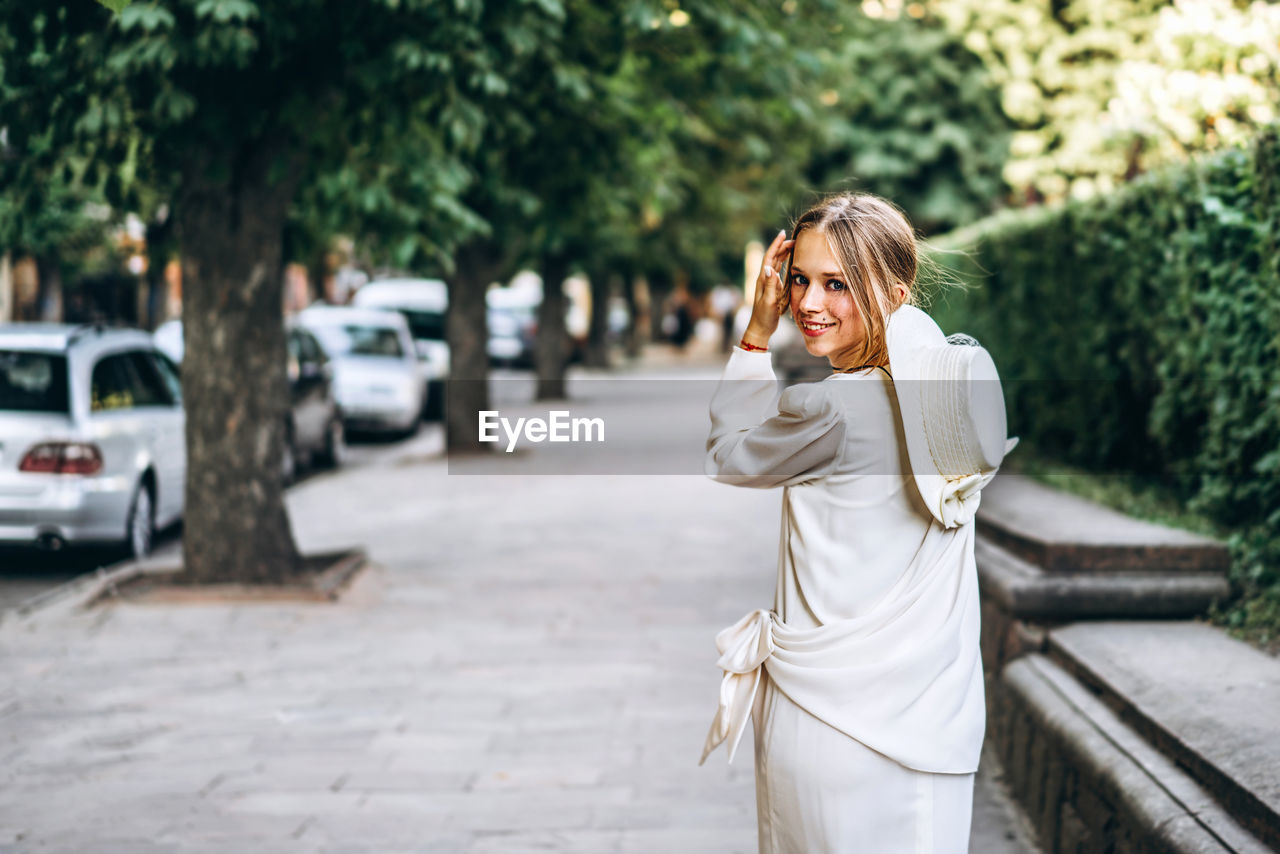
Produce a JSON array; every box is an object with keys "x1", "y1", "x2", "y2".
[
  {"x1": 755, "y1": 231, "x2": 794, "y2": 317},
  {"x1": 772, "y1": 237, "x2": 795, "y2": 315},
  {"x1": 760, "y1": 232, "x2": 793, "y2": 280},
  {"x1": 772, "y1": 239, "x2": 795, "y2": 269},
  {"x1": 766, "y1": 237, "x2": 795, "y2": 273},
  {"x1": 742, "y1": 231, "x2": 792, "y2": 342},
  {"x1": 766, "y1": 231, "x2": 788, "y2": 266},
  {"x1": 765, "y1": 240, "x2": 794, "y2": 286}
]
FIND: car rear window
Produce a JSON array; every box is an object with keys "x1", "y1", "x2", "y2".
[
  {"x1": 312, "y1": 324, "x2": 405, "y2": 358},
  {"x1": 0, "y1": 351, "x2": 70, "y2": 413}
]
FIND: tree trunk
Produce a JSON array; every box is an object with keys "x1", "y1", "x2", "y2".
[
  {"x1": 34, "y1": 255, "x2": 63, "y2": 323},
  {"x1": 584, "y1": 270, "x2": 611, "y2": 369},
  {"x1": 648, "y1": 269, "x2": 672, "y2": 345},
  {"x1": 176, "y1": 141, "x2": 304, "y2": 584},
  {"x1": 622, "y1": 270, "x2": 647, "y2": 360},
  {"x1": 145, "y1": 213, "x2": 173, "y2": 329},
  {"x1": 446, "y1": 240, "x2": 504, "y2": 453},
  {"x1": 306, "y1": 250, "x2": 327, "y2": 307},
  {"x1": 535, "y1": 253, "x2": 570, "y2": 401}
]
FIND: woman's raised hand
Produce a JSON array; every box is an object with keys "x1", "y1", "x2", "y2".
[{"x1": 741, "y1": 229, "x2": 796, "y2": 350}]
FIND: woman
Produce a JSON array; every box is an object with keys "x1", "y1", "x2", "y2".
[{"x1": 699, "y1": 193, "x2": 1013, "y2": 853}]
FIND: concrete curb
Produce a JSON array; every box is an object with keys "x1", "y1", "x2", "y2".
[
  {"x1": 1, "y1": 548, "x2": 369, "y2": 628},
  {"x1": 0, "y1": 558, "x2": 180, "y2": 627},
  {"x1": 999, "y1": 655, "x2": 1270, "y2": 853}
]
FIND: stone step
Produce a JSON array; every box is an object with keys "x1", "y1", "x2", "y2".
[
  {"x1": 1046, "y1": 621, "x2": 1280, "y2": 850},
  {"x1": 999, "y1": 654, "x2": 1272, "y2": 853},
  {"x1": 977, "y1": 475, "x2": 1230, "y2": 575},
  {"x1": 975, "y1": 534, "x2": 1230, "y2": 620}
]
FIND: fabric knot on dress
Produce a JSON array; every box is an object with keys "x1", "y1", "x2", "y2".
[
  {"x1": 937, "y1": 469, "x2": 997, "y2": 528},
  {"x1": 699, "y1": 608, "x2": 777, "y2": 765}
]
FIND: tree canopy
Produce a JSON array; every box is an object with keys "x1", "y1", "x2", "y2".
[
  {"x1": 1, "y1": 0, "x2": 1019, "y2": 580},
  {"x1": 923, "y1": 0, "x2": 1280, "y2": 202}
]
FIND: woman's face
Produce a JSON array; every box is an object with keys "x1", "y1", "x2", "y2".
[{"x1": 788, "y1": 228, "x2": 867, "y2": 368}]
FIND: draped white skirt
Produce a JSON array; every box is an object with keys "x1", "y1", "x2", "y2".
[{"x1": 753, "y1": 672, "x2": 975, "y2": 854}]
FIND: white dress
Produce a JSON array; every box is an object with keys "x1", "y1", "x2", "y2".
[{"x1": 701, "y1": 346, "x2": 984, "y2": 854}]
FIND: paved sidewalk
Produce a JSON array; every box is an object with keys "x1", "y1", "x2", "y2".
[{"x1": 0, "y1": 372, "x2": 1037, "y2": 852}]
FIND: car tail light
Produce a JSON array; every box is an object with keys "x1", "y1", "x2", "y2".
[{"x1": 19, "y1": 442, "x2": 104, "y2": 475}]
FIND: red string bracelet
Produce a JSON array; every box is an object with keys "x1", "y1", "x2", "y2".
[{"x1": 738, "y1": 339, "x2": 768, "y2": 352}]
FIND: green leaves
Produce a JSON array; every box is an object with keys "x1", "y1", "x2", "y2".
[
  {"x1": 925, "y1": 0, "x2": 1280, "y2": 204},
  {"x1": 117, "y1": 4, "x2": 175, "y2": 32},
  {"x1": 96, "y1": 0, "x2": 132, "y2": 13},
  {"x1": 933, "y1": 124, "x2": 1280, "y2": 635},
  {"x1": 193, "y1": 0, "x2": 259, "y2": 24}
]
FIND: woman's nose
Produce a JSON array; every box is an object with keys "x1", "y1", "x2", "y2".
[{"x1": 799, "y1": 282, "x2": 826, "y2": 313}]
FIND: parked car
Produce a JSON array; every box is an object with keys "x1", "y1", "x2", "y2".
[
  {"x1": 0, "y1": 323, "x2": 185, "y2": 558},
  {"x1": 151, "y1": 320, "x2": 346, "y2": 483},
  {"x1": 486, "y1": 278, "x2": 592, "y2": 368},
  {"x1": 487, "y1": 297, "x2": 537, "y2": 368},
  {"x1": 284, "y1": 324, "x2": 345, "y2": 482},
  {"x1": 351, "y1": 278, "x2": 448, "y2": 420},
  {"x1": 153, "y1": 317, "x2": 184, "y2": 364},
  {"x1": 296, "y1": 305, "x2": 423, "y2": 436}
]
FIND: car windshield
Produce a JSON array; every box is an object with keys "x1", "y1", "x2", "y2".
[
  {"x1": 488, "y1": 306, "x2": 534, "y2": 333},
  {"x1": 0, "y1": 351, "x2": 70, "y2": 413},
  {"x1": 311, "y1": 324, "x2": 404, "y2": 358},
  {"x1": 399, "y1": 309, "x2": 446, "y2": 342}
]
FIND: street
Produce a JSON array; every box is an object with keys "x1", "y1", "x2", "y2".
[
  {"x1": 0, "y1": 419, "x2": 451, "y2": 613},
  {"x1": 0, "y1": 357, "x2": 630, "y2": 613},
  {"x1": 0, "y1": 354, "x2": 1037, "y2": 852}
]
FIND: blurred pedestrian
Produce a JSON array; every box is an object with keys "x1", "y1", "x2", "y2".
[
  {"x1": 666, "y1": 288, "x2": 695, "y2": 350},
  {"x1": 699, "y1": 194, "x2": 1016, "y2": 853},
  {"x1": 710, "y1": 283, "x2": 741, "y2": 354},
  {"x1": 331, "y1": 266, "x2": 368, "y2": 305}
]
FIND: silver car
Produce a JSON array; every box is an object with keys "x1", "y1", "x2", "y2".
[
  {"x1": 296, "y1": 306, "x2": 423, "y2": 436},
  {"x1": 0, "y1": 324, "x2": 185, "y2": 557}
]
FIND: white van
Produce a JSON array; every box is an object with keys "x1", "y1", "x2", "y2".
[{"x1": 352, "y1": 278, "x2": 449, "y2": 419}]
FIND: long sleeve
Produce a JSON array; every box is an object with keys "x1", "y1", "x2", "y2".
[{"x1": 705, "y1": 347, "x2": 846, "y2": 488}]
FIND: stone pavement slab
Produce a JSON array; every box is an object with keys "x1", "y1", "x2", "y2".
[
  {"x1": 0, "y1": 364, "x2": 1038, "y2": 853},
  {"x1": 978, "y1": 475, "x2": 1228, "y2": 575}
]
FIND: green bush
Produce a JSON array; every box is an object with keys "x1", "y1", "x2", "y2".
[{"x1": 930, "y1": 124, "x2": 1280, "y2": 639}]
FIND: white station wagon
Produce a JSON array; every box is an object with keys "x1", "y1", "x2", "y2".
[{"x1": 0, "y1": 324, "x2": 185, "y2": 558}]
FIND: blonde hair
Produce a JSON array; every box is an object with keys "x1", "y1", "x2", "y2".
[{"x1": 788, "y1": 193, "x2": 921, "y2": 367}]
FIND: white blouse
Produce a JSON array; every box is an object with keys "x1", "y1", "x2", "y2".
[{"x1": 699, "y1": 346, "x2": 984, "y2": 774}]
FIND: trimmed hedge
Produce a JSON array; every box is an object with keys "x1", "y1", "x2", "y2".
[{"x1": 930, "y1": 124, "x2": 1280, "y2": 630}]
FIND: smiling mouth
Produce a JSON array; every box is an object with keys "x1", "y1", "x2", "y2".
[{"x1": 799, "y1": 320, "x2": 834, "y2": 336}]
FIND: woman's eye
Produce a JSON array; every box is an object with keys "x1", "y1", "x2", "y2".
[
  {"x1": 827, "y1": 280, "x2": 846, "y2": 291},
  {"x1": 791, "y1": 274, "x2": 808, "y2": 287}
]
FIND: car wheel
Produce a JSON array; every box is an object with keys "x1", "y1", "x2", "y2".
[
  {"x1": 314, "y1": 417, "x2": 346, "y2": 469},
  {"x1": 423, "y1": 381, "x2": 444, "y2": 421},
  {"x1": 282, "y1": 429, "x2": 298, "y2": 486},
  {"x1": 125, "y1": 483, "x2": 155, "y2": 560}
]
